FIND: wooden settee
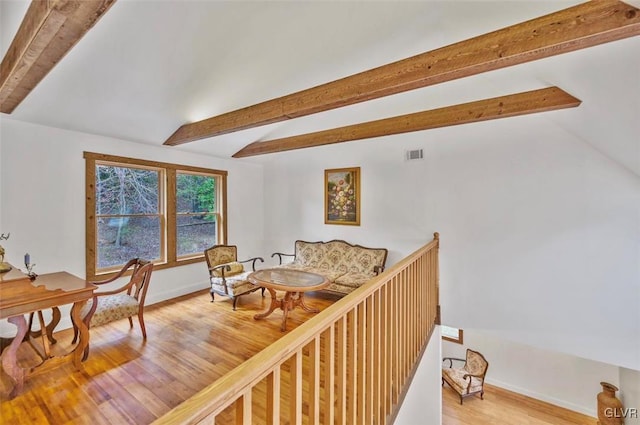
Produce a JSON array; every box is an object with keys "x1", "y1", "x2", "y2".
[{"x1": 271, "y1": 240, "x2": 388, "y2": 296}]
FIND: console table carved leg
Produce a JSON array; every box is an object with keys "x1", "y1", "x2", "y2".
[
  {"x1": 2, "y1": 315, "x2": 28, "y2": 399},
  {"x1": 70, "y1": 300, "x2": 90, "y2": 367}
]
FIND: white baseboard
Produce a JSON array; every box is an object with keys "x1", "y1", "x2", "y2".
[
  {"x1": 145, "y1": 281, "x2": 209, "y2": 306},
  {"x1": 486, "y1": 377, "x2": 597, "y2": 418}
]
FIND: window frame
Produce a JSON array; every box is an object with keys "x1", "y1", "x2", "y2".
[
  {"x1": 85, "y1": 152, "x2": 227, "y2": 280},
  {"x1": 441, "y1": 325, "x2": 464, "y2": 345}
]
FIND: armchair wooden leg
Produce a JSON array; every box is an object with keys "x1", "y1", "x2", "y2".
[
  {"x1": 138, "y1": 313, "x2": 147, "y2": 339},
  {"x1": 261, "y1": 287, "x2": 265, "y2": 297},
  {"x1": 460, "y1": 395, "x2": 464, "y2": 405},
  {"x1": 128, "y1": 317, "x2": 133, "y2": 329},
  {"x1": 210, "y1": 289, "x2": 215, "y2": 302},
  {"x1": 481, "y1": 390, "x2": 484, "y2": 400},
  {"x1": 232, "y1": 296, "x2": 238, "y2": 311}
]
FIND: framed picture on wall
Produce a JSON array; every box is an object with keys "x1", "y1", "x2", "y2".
[{"x1": 324, "y1": 167, "x2": 360, "y2": 226}]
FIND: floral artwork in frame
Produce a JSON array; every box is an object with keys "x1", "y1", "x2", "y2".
[{"x1": 325, "y1": 167, "x2": 360, "y2": 226}]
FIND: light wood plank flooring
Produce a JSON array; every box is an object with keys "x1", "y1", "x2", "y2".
[
  {"x1": 443, "y1": 382, "x2": 598, "y2": 425},
  {"x1": 0, "y1": 289, "x2": 338, "y2": 424},
  {"x1": 2, "y1": 288, "x2": 599, "y2": 424}
]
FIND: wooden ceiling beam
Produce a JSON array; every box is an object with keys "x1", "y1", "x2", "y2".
[
  {"x1": 232, "y1": 87, "x2": 581, "y2": 158},
  {"x1": 0, "y1": 0, "x2": 116, "y2": 114},
  {"x1": 165, "y1": 0, "x2": 640, "y2": 147}
]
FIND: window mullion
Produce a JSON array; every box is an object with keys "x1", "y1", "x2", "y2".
[{"x1": 166, "y1": 168, "x2": 176, "y2": 263}]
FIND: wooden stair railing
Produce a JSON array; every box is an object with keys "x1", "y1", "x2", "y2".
[{"x1": 154, "y1": 233, "x2": 441, "y2": 425}]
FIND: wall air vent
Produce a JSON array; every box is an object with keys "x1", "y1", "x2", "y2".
[{"x1": 406, "y1": 149, "x2": 424, "y2": 161}]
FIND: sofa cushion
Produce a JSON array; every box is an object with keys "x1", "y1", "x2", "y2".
[
  {"x1": 442, "y1": 368, "x2": 484, "y2": 395},
  {"x1": 82, "y1": 294, "x2": 139, "y2": 327},
  {"x1": 210, "y1": 271, "x2": 255, "y2": 296},
  {"x1": 334, "y1": 272, "x2": 375, "y2": 288},
  {"x1": 211, "y1": 261, "x2": 244, "y2": 277}
]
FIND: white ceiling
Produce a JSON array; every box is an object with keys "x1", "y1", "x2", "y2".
[{"x1": 1, "y1": 0, "x2": 639, "y2": 174}]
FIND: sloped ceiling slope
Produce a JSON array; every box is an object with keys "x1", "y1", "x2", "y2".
[{"x1": 0, "y1": 1, "x2": 638, "y2": 175}]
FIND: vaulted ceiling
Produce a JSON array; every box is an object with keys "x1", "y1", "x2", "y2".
[{"x1": 1, "y1": 1, "x2": 639, "y2": 175}]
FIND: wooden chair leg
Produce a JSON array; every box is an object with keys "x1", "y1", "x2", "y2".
[
  {"x1": 261, "y1": 287, "x2": 265, "y2": 297},
  {"x1": 128, "y1": 317, "x2": 133, "y2": 329},
  {"x1": 232, "y1": 296, "x2": 238, "y2": 311},
  {"x1": 481, "y1": 390, "x2": 484, "y2": 400},
  {"x1": 460, "y1": 395, "x2": 464, "y2": 405},
  {"x1": 138, "y1": 313, "x2": 147, "y2": 339},
  {"x1": 210, "y1": 289, "x2": 215, "y2": 302}
]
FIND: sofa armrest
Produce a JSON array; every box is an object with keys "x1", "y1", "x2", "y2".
[
  {"x1": 271, "y1": 252, "x2": 294, "y2": 265},
  {"x1": 239, "y1": 256, "x2": 264, "y2": 271},
  {"x1": 442, "y1": 357, "x2": 466, "y2": 368}
]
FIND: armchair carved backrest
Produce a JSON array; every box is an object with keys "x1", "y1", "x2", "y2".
[{"x1": 204, "y1": 244, "x2": 264, "y2": 310}]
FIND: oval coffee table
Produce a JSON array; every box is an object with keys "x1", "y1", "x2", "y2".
[{"x1": 248, "y1": 268, "x2": 329, "y2": 331}]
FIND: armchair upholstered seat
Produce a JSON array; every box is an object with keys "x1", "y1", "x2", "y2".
[
  {"x1": 442, "y1": 349, "x2": 489, "y2": 404},
  {"x1": 205, "y1": 244, "x2": 264, "y2": 310},
  {"x1": 72, "y1": 258, "x2": 153, "y2": 360}
]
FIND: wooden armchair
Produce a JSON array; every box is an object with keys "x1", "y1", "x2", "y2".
[
  {"x1": 205, "y1": 244, "x2": 264, "y2": 310},
  {"x1": 442, "y1": 349, "x2": 489, "y2": 404},
  {"x1": 72, "y1": 258, "x2": 153, "y2": 360}
]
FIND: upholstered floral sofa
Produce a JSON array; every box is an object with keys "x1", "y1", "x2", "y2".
[{"x1": 271, "y1": 240, "x2": 388, "y2": 296}]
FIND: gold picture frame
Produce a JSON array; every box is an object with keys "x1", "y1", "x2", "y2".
[{"x1": 325, "y1": 167, "x2": 360, "y2": 226}]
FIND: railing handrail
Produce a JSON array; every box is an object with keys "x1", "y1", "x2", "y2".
[{"x1": 154, "y1": 233, "x2": 440, "y2": 424}]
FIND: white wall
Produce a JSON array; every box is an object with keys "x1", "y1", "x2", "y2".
[
  {"x1": 260, "y1": 112, "x2": 640, "y2": 412},
  {"x1": 262, "y1": 113, "x2": 640, "y2": 370},
  {"x1": 442, "y1": 329, "x2": 620, "y2": 417},
  {"x1": 395, "y1": 327, "x2": 442, "y2": 425},
  {"x1": 0, "y1": 118, "x2": 264, "y2": 330}
]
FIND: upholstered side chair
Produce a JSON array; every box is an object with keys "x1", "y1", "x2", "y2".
[
  {"x1": 442, "y1": 349, "x2": 489, "y2": 404},
  {"x1": 72, "y1": 258, "x2": 153, "y2": 360},
  {"x1": 204, "y1": 244, "x2": 264, "y2": 310}
]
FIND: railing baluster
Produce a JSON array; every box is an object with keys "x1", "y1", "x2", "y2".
[
  {"x1": 290, "y1": 351, "x2": 302, "y2": 425},
  {"x1": 234, "y1": 390, "x2": 251, "y2": 425},
  {"x1": 347, "y1": 308, "x2": 357, "y2": 424},
  {"x1": 336, "y1": 316, "x2": 347, "y2": 425},
  {"x1": 373, "y1": 290, "x2": 381, "y2": 425},
  {"x1": 267, "y1": 367, "x2": 280, "y2": 425},
  {"x1": 309, "y1": 336, "x2": 320, "y2": 425},
  {"x1": 322, "y1": 325, "x2": 335, "y2": 425},
  {"x1": 366, "y1": 295, "x2": 374, "y2": 424},
  {"x1": 357, "y1": 302, "x2": 366, "y2": 425}
]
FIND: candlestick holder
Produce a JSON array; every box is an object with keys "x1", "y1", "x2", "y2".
[{"x1": 24, "y1": 262, "x2": 37, "y2": 281}]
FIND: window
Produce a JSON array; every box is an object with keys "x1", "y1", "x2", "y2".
[
  {"x1": 441, "y1": 325, "x2": 464, "y2": 344},
  {"x1": 85, "y1": 152, "x2": 227, "y2": 279}
]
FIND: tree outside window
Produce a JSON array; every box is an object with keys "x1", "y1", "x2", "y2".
[{"x1": 85, "y1": 152, "x2": 227, "y2": 279}]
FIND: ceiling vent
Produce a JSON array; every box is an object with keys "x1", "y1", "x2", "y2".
[{"x1": 406, "y1": 149, "x2": 424, "y2": 161}]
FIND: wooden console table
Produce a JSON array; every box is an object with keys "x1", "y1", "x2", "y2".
[{"x1": 0, "y1": 267, "x2": 95, "y2": 398}]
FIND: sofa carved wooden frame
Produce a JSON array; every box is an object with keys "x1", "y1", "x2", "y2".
[{"x1": 442, "y1": 349, "x2": 489, "y2": 404}]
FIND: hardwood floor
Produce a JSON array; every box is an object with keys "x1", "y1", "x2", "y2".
[
  {"x1": 443, "y1": 382, "x2": 598, "y2": 425},
  {"x1": 2, "y1": 289, "x2": 600, "y2": 425},
  {"x1": 0, "y1": 289, "x2": 338, "y2": 424}
]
